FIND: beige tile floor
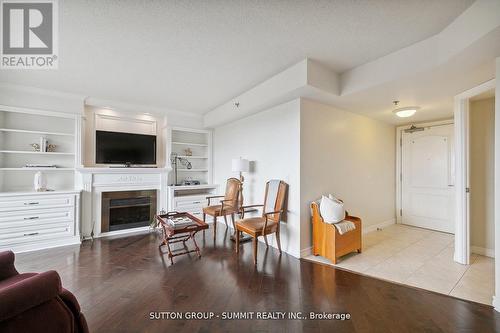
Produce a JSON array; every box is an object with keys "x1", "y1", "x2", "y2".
[{"x1": 305, "y1": 224, "x2": 494, "y2": 305}]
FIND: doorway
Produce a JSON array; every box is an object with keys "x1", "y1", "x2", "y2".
[
  {"x1": 397, "y1": 121, "x2": 455, "y2": 233},
  {"x1": 469, "y1": 92, "x2": 495, "y2": 258},
  {"x1": 454, "y1": 79, "x2": 496, "y2": 266}
]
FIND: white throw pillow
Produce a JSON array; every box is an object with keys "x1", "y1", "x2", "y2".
[
  {"x1": 319, "y1": 195, "x2": 345, "y2": 223},
  {"x1": 328, "y1": 194, "x2": 337, "y2": 201}
]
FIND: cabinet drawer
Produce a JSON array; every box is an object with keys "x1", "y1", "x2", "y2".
[
  {"x1": 0, "y1": 221, "x2": 72, "y2": 239},
  {"x1": 174, "y1": 202, "x2": 203, "y2": 212},
  {"x1": 175, "y1": 197, "x2": 207, "y2": 208},
  {"x1": 0, "y1": 195, "x2": 74, "y2": 212},
  {"x1": 0, "y1": 207, "x2": 73, "y2": 226},
  {"x1": 175, "y1": 201, "x2": 206, "y2": 209},
  {"x1": 0, "y1": 225, "x2": 72, "y2": 246}
]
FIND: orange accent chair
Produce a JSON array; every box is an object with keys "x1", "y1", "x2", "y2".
[
  {"x1": 203, "y1": 178, "x2": 241, "y2": 240},
  {"x1": 235, "y1": 180, "x2": 288, "y2": 265}
]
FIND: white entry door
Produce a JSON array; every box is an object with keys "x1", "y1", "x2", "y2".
[{"x1": 401, "y1": 124, "x2": 455, "y2": 233}]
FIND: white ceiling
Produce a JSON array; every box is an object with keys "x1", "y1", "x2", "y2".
[
  {"x1": 333, "y1": 26, "x2": 500, "y2": 125},
  {"x1": 0, "y1": 0, "x2": 475, "y2": 114}
]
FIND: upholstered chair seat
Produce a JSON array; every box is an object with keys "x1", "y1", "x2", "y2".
[
  {"x1": 236, "y1": 217, "x2": 278, "y2": 234},
  {"x1": 202, "y1": 204, "x2": 238, "y2": 216},
  {"x1": 203, "y1": 178, "x2": 242, "y2": 240}
]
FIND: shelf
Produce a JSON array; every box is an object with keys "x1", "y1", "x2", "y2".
[
  {"x1": 0, "y1": 168, "x2": 75, "y2": 171},
  {"x1": 0, "y1": 190, "x2": 81, "y2": 196},
  {"x1": 176, "y1": 155, "x2": 208, "y2": 159},
  {"x1": 171, "y1": 141, "x2": 208, "y2": 147},
  {"x1": 0, "y1": 150, "x2": 74, "y2": 155},
  {"x1": 0, "y1": 128, "x2": 74, "y2": 136},
  {"x1": 169, "y1": 184, "x2": 218, "y2": 190},
  {"x1": 176, "y1": 169, "x2": 208, "y2": 172}
]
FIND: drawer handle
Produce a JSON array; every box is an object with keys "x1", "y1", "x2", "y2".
[
  {"x1": 24, "y1": 216, "x2": 40, "y2": 220},
  {"x1": 24, "y1": 202, "x2": 39, "y2": 205},
  {"x1": 192, "y1": 201, "x2": 201, "y2": 204},
  {"x1": 23, "y1": 232, "x2": 39, "y2": 237}
]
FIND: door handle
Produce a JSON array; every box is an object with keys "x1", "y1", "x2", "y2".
[{"x1": 448, "y1": 185, "x2": 454, "y2": 187}]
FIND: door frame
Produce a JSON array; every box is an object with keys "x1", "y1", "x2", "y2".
[
  {"x1": 454, "y1": 79, "x2": 496, "y2": 265},
  {"x1": 396, "y1": 120, "x2": 455, "y2": 226}
]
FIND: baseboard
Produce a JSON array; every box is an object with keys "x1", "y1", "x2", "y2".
[
  {"x1": 300, "y1": 246, "x2": 312, "y2": 258},
  {"x1": 362, "y1": 219, "x2": 396, "y2": 234},
  {"x1": 493, "y1": 296, "x2": 499, "y2": 311},
  {"x1": 98, "y1": 226, "x2": 151, "y2": 238},
  {"x1": 5, "y1": 236, "x2": 81, "y2": 253},
  {"x1": 471, "y1": 246, "x2": 495, "y2": 258}
]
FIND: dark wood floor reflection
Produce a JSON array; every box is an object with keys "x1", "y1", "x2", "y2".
[{"x1": 15, "y1": 225, "x2": 500, "y2": 333}]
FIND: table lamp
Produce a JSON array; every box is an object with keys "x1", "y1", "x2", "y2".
[
  {"x1": 232, "y1": 158, "x2": 249, "y2": 183},
  {"x1": 232, "y1": 157, "x2": 249, "y2": 205}
]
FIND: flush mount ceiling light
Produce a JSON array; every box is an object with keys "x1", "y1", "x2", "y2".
[{"x1": 392, "y1": 101, "x2": 420, "y2": 118}]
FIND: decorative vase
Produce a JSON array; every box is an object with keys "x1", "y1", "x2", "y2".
[
  {"x1": 39, "y1": 136, "x2": 48, "y2": 152},
  {"x1": 34, "y1": 171, "x2": 47, "y2": 192}
]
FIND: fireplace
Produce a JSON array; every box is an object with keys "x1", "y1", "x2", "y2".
[{"x1": 101, "y1": 190, "x2": 157, "y2": 232}]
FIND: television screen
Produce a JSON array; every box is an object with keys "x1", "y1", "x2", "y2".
[{"x1": 96, "y1": 130, "x2": 156, "y2": 165}]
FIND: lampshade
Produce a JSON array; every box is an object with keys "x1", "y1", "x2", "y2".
[{"x1": 232, "y1": 158, "x2": 249, "y2": 172}]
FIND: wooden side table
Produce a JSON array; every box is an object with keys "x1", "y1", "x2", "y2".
[{"x1": 156, "y1": 211, "x2": 208, "y2": 265}]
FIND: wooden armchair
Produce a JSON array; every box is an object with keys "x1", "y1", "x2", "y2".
[
  {"x1": 310, "y1": 201, "x2": 362, "y2": 264},
  {"x1": 203, "y1": 178, "x2": 241, "y2": 240},
  {"x1": 235, "y1": 180, "x2": 288, "y2": 265}
]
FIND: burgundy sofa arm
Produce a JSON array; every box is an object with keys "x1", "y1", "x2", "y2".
[
  {"x1": 0, "y1": 270, "x2": 62, "y2": 322},
  {"x1": 0, "y1": 251, "x2": 18, "y2": 280},
  {"x1": 60, "y1": 289, "x2": 89, "y2": 333}
]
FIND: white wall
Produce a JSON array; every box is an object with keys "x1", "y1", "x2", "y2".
[
  {"x1": 300, "y1": 99, "x2": 396, "y2": 252},
  {"x1": 0, "y1": 84, "x2": 84, "y2": 114},
  {"x1": 470, "y1": 97, "x2": 495, "y2": 255},
  {"x1": 213, "y1": 97, "x2": 396, "y2": 258},
  {"x1": 213, "y1": 99, "x2": 302, "y2": 258}
]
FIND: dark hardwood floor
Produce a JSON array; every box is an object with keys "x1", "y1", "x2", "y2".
[{"x1": 15, "y1": 225, "x2": 500, "y2": 333}]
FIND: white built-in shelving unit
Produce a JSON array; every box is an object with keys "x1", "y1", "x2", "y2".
[
  {"x1": 0, "y1": 105, "x2": 82, "y2": 253},
  {"x1": 168, "y1": 127, "x2": 212, "y2": 186},
  {"x1": 0, "y1": 105, "x2": 80, "y2": 192},
  {"x1": 167, "y1": 127, "x2": 217, "y2": 218}
]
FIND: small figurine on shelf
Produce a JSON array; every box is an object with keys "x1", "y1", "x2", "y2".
[
  {"x1": 30, "y1": 143, "x2": 40, "y2": 152},
  {"x1": 34, "y1": 171, "x2": 48, "y2": 192},
  {"x1": 47, "y1": 144, "x2": 57, "y2": 152},
  {"x1": 184, "y1": 148, "x2": 193, "y2": 156}
]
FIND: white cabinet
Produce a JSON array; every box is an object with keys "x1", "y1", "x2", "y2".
[
  {"x1": 0, "y1": 191, "x2": 81, "y2": 252},
  {"x1": 167, "y1": 185, "x2": 218, "y2": 219}
]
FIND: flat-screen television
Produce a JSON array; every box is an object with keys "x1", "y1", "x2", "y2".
[{"x1": 95, "y1": 130, "x2": 156, "y2": 165}]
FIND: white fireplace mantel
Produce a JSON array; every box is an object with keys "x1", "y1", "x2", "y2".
[{"x1": 76, "y1": 167, "x2": 170, "y2": 238}]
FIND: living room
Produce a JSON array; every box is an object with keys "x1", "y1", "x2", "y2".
[{"x1": 0, "y1": 1, "x2": 500, "y2": 332}]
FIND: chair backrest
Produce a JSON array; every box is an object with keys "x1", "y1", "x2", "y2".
[
  {"x1": 224, "y1": 178, "x2": 242, "y2": 208},
  {"x1": 262, "y1": 180, "x2": 288, "y2": 222}
]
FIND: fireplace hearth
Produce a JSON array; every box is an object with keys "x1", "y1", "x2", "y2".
[{"x1": 101, "y1": 190, "x2": 157, "y2": 232}]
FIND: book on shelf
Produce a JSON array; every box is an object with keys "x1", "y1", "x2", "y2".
[{"x1": 24, "y1": 164, "x2": 58, "y2": 168}]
